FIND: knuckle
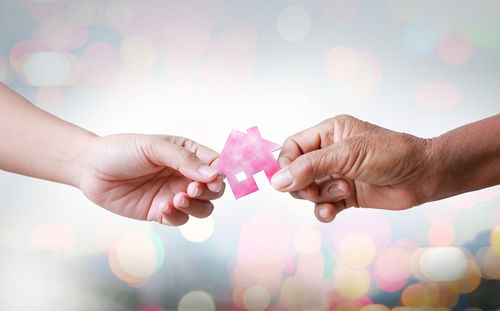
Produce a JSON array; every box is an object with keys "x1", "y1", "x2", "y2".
[{"x1": 283, "y1": 136, "x2": 297, "y2": 150}]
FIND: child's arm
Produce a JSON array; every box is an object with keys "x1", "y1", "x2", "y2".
[
  {"x1": 0, "y1": 82, "x2": 224, "y2": 226},
  {"x1": 0, "y1": 82, "x2": 95, "y2": 186}
]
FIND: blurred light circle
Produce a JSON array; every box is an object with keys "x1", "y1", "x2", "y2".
[
  {"x1": 451, "y1": 259, "x2": 481, "y2": 294},
  {"x1": 141, "y1": 307, "x2": 165, "y2": 311},
  {"x1": 427, "y1": 221, "x2": 455, "y2": 246},
  {"x1": 334, "y1": 265, "x2": 370, "y2": 299},
  {"x1": 0, "y1": 56, "x2": 9, "y2": 82},
  {"x1": 333, "y1": 50, "x2": 382, "y2": 101},
  {"x1": 94, "y1": 223, "x2": 132, "y2": 255},
  {"x1": 232, "y1": 285, "x2": 247, "y2": 310},
  {"x1": 475, "y1": 246, "x2": 500, "y2": 279},
  {"x1": 491, "y1": 225, "x2": 500, "y2": 255},
  {"x1": 178, "y1": 291, "x2": 216, "y2": 311},
  {"x1": 35, "y1": 17, "x2": 75, "y2": 51},
  {"x1": 293, "y1": 227, "x2": 322, "y2": 255},
  {"x1": 402, "y1": 22, "x2": 439, "y2": 55},
  {"x1": 373, "y1": 247, "x2": 411, "y2": 292},
  {"x1": 243, "y1": 285, "x2": 270, "y2": 311},
  {"x1": 419, "y1": 247, "x2": 466, "y2": 281},
  {"x1": 143, "y1": 229, "x2": 165, "y2": 273},
  {"x1": 105, "y1": 1, "x2": 135, "y2": 28},
  {"x1": 465, "y1": 18, "x2": 500, "y2": 50},
  {"x1": 332, "y1": 301, "x2": 363, "y2": 311},
  {"x1": 295, "y1": 251, "x2": 325, "y2": 284},
  {"x1": 60, "y1": 52, "x2": 80, "y2": 85},
  {"x1": 108, "y1": 247, "x2": 148, "y2": 287},
  {"x1": 386, "y1": 0, "x2": 424, "y2": 21},
  {"x1": 276, "y1": 6, "x2": 311, "y2": 42},
  {"x1": 179, "y1": 215, "x2": 214, "y2": 243},
  {"x1": 35, "y1": 86, "x2": 63, "y2": 110},
  {"x1": 435, "y1": 286, "x2": 459, "y2": 308},
  {"x1": 401, "y1": 282, "x2": 439, "y2": 307},
  {"x1": 409, "y1": 248, "x2": 427, "y2": 280},
  {"x1": 360, "y1": 305, "x2": 390, "y2": 311},
  {"x1": 324, "y1": 46, "x2": 360, "y2": 81},
  {"x1": 301, "y1": 290, "x2": 330, "y2": 311},
  {"x1": 80, "y1": 42, "x2": 117, "y2": 85},
  {"x1": 391, "y1": 308, "x2": 413, "y2": 311},
  {"x1": 279, "y1": 276, "x2": 307, "y2": 310},
  {"x1": 332, "y1": 211, "x2": 391, "y2": 250},
  {"x1": 438, "y1": 31, "x2": 473, "y2": 66},
  {"x1": 338, "y1": 233, "x2": 375, "y2": 267},
  {"x1": 116, "y1": 232, "x2": 157, "y2": 278},
  {"x1": 31, "y1": 222, "x2": 75, "y2": 251},
  {"x1": 322, "y1": 0, "x2": 360, "y2": 26},
  {"x1": 238, "y1": 215, "x2": 290, "y2": 278},
  {"x1": 24, "y1": 52, "x2": 71, "y2": 86},
  {"x1": 66, "y1": 1, "x2": 96, "y2": 27},
  {"x1": 9, "y1": 40, "x2": 45, "y2": 74},
  {"x1": 68, "y1": 26, "x2": 89, "y2": 50},
  {"x1": 415, "y1": 82, "x2": 461, "y2": 110},
  {"x1": 121, "y1": 35, "x2": 157, "y2": 68}
]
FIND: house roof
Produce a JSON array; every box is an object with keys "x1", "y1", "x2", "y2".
[{"x1": 217, "y1": 126, "x2": 281, "y2": 174}]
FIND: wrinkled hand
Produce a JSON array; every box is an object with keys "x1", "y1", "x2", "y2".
[
  {"x1": 77, "y1": 134, "x2": 225, "y2": 226},
  {"x1": 271, "y1": 115, "x2": 431, "y2": 223}
]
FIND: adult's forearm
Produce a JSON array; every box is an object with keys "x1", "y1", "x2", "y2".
[
  {"x1": 422, "y1": 114, "x2": 500, "y2": 203},
  {"x1": 0, "y1": 83, "x2": 96, "y2": 187}
]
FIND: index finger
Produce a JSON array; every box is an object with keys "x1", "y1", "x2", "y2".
[
  {"x1": 278, "y1": 123, "x2": 326, "y2": 168},
  {"x1": 165, "y1": 136, "x2": 220, "y2": 165}
]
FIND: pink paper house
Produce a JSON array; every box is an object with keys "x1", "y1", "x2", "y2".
[{"x1": 217, "y1": 127, "x2": 281, "y2": 199}]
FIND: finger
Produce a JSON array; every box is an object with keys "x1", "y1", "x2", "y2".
[
  {"x1": 289, "y1": 184, "x2": 320, "y2": 202},
  {"x1": 148, "y1": 138, "x2": 218, "y2": 183},
  {"x1": 317, "y1": 179, "x2": 351, "y2": 203},
  {"x1": 272, "y1": 139, "x2": 363, "y2": 192},
  {"x1": 166, "y1": 136, "x2": 220, "y2": 166},
  {"x1": 159, "y1": 202, "x2": 189, "y2": 226},
  {"x1": 148, "y1": 175, "x2": 191, "y2": 225},
  {"x1": 314, "y1": 200, "x2": 347, "y2": 223},
  {"x1": 278, "y1": 125, "x2": 323, "y2": 168},
  {"x1": 187, "y1": 181, "x2": 225, "y2": 200},
  {"x1": 278, "y1": 115, "x2": 372, "y2": 168},
  {"x1": 207, "y1": 174, "x2": 225, "y2": 193},
  {"x1": 173, "y1": 196, "x2": 215, "y2": 219}
]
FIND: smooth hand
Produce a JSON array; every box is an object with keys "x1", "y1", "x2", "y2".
[
  {"x1": 77, "y1": 135, "x2": 225, "y2": 226},
  {"x1": 271, "y1": 115, "x2": 431, "y2": 222}
]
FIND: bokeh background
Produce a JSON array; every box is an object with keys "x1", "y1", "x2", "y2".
[{"x1": 1, "y1": 0, "x2": 500, "y2": 310}]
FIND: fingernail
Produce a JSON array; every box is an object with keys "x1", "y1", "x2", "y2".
[
  {"x1": 199, "y1": 165, "x2": 218, "y2": 179},
  {"x1": 328, "y1": 182, "x2": 347, "y2": 198},
  {"x1": 271, "y1": 169, "x2": 293, "y2": 189},
  {"x1": 192, "y1": 186, "x2": 201, "y2": 197},
  {"x1": 213, "y1": 182, "x2": 222, "y2": 193},
  {"x1": 178, "y1": 197, "x2": 189, "y2": 208},
  {"x1": 319, "y1": 207, "x2": 330, "y2": 220}
]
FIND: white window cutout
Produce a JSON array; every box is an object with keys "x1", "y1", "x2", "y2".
[{"x1": 236, "y1": 171, "x2": 247, "y2": 182}]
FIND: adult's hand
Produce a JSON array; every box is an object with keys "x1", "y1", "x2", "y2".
[
  {"x1": 271, "y1": 115, "x2": 430, "y2": 222},
  {"x1": 271, "y1": 114, "x2": 500, "y2": 223}
]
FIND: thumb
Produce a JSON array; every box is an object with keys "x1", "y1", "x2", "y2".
[
  {"x1": 148, "y1": 138, "x2": 219, "y2": 182},
  {"x1": 271, "y1": 141, "x2": 357, "y2": 192}
]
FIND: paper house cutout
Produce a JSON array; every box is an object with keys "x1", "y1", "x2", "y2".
[{"x1": 217, "y1": 126, "x2": 281, "y2": 199}]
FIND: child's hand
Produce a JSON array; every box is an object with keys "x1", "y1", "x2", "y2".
[{"x1": 76, "y1": 134, "x2": 225, "y2": 226}]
